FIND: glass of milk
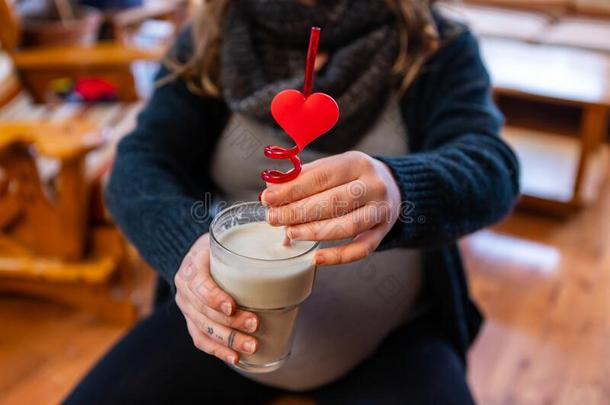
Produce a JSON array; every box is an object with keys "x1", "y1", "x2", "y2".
[{"x1": 210, "y1": 202, "x2": 319, "y2": 373}]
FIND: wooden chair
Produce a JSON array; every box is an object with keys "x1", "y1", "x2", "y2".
[
  {"x1": 0, "y1": 0, "x2": 172, "y2": 102},
  {"x1": 0, "y1": 116, "x2": 145, "y2": 324}
]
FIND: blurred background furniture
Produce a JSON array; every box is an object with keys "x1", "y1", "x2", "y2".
[
  {"x1": 0, "y1": 0, "x2": 187, "y2": 102},
  {"x1": 104, "y1": 0, "x2": 188, "y2": 45},
  {"x1": 0, "y1": 49, "x2": 21, "y2": 107},
  {"x1": 464, "y1": 0, "x2": 610, "y2": 16},
  {"x1": 0, "y1": 100, "x2": 146, "y2": 324},
  {"x1": 484, "y1": 38, "x2": 610, "y2": 214},
  {"x1": 443, "y1": 1, "x2": 610, "y2": 215},
  {"x1": 0, "y1": 0, "x2": 186, "y2": 323},
  {"x1": 1, "y1": 1, "x2": 610, "y2": 404}
]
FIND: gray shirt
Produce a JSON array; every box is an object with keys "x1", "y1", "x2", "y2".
[{"x1": 210, "y1": 97, "x2": 422, "y2": 390}]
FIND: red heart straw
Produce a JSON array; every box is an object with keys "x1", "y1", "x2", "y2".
[{"x1": 261, "y1": 27, "x2": 338, "y2": 184}]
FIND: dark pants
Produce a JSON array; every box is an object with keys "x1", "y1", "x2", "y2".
[{"x1": 65, "y1": 300, "x2": 475, "y2": 404}]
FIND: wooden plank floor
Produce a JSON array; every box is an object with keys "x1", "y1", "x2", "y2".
[
  {"x1": 1, "y1": 176, "x2": 610, "y2": 404},
  {"x1": 463, "y1": 175, "x2": 610, "y2": 404}
]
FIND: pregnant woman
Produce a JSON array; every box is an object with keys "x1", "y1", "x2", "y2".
[{"x1": 66, "y1": 0, "x2": 519, "y2": 403}]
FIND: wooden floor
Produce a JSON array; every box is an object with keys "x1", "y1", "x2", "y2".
[
  {"x1": 1, "y1": 178, "x2": 610, "y2": 404},
  {"x1": 464, "y1": 177, "x2": 610, "y2": 404}
]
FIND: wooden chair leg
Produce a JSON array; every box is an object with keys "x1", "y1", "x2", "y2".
[
  {"x1": 0, "y1": 142, "x2": 89, "y2": 260},
  {"x1": 573, "y1": 105, "x2": 609, "y2": 205}
]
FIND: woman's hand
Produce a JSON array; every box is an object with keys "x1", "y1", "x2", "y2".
[
  {"x1": 261, "y1": 151, "x2": 402, "y2": 266},
  {"x1": 174, "y1": 233, "x2": 259, "y2": 364}
]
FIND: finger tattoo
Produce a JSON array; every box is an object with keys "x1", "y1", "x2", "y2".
[{"x1": 227, "y1": 330, "x2": 237, "y2": 349}]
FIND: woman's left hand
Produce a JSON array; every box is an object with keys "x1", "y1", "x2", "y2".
[{"x1": 261, "y1": 151, "x2": 402, "y2": 266}]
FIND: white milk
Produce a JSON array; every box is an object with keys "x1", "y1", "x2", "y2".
[{"x1": 210, "y1": 221, "x2": 317, "y2": 373}]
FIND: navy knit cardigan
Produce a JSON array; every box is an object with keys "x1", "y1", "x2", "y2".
[{"x1": 105, "y1": 20, "x2": 520, "y2": 362}]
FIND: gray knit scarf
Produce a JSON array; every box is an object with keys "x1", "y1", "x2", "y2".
[{"x1": 221, "y1": 0, "x2": 400, "y2": 153}]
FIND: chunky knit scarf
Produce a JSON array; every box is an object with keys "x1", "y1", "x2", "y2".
[{"x1": 221, "y1": 0, "x2": 400, "y2": 153}]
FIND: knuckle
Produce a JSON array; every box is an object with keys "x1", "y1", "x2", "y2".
[
  {"x1": 173, "y1": 272, "x2": 182, "y2": 288},
  {"x1": 209, "y1": 288, "x2": 228, "y2": 308},
  {"x1": 193, "y1": 278, "x2": 217, "y2": 303},
  {"x1": 361, "y1": 159, "x2": 375, "y2": 173},
  {"x1": 361, "y1": 242, "x2": 375, "y2": 258},
  {"x1": 363, "y1": 206, "x2": 378, "y2": 227},
  {"x1": 190, "y1": 244, "x2": 207, "y2": 263},
  {"x1": 196, "y1": 318, "x2": 207, "y2": 332},
  {"x1": 350, "y1": 151, "x2": 373, "y2": 171},
  {"x1": 342, "y1": 220, "x2": 359, "y2": 237},
  {"x1": 369, "y1": 177, "x2": 387, "y2": 196},
  {"x1": 201, "y1": 283, "x2": 216, "y2": 301},
  {"x1": 327, "y1": 192, "x2": 340, "y2": 213},
  {"x1": 307, "y1": 224, "x2": 322, "y2": 240},
  {"x1": 376, "y1": 201, "x2": 392, "y2": 223},
  {"x1": 221, "y1": 313, "x2": 233, "y2": 327},
  {"x1": 207, "y1": 346, "x2": 218, "y2": 358},
  {"x1": 175, "y1": 292, "x2": 184, "y2": 308},
  {"x1": 193, "y1": 336, "x2": 205, "y2": 351},
  {"x1": 355, "y1": 249, "x2": 369, "y2": 262},
  {"x1": 313, "y1": 170, "x2": 330, "y2": 190},
  {"x1": 333, "y1": 248, "x2": 344, "y2": 264},
  {"x1": 195, "y1": 298, "x2": 208, "y2": 314},
  {"x1": 344, "y1": 150, "x2": 364, "y2": 163},
  {"x1": 202, "y1": 275, "x2": 216, "y2": 292},
  {"x1": 187, "y1": 276, "x2": 200, "y2": 294},
  {"x1": 287, "y1": 185, "x2": 305, "y2": 202},
  {"x1": 179, "y1": 254, "x2": 194, "y2": 274},
  {"x1": 183, "y1": 250, "x2": 195, "y2": 263},
  {"x1": 365, "y1": 237, "x2": 380, "y2": 256}
]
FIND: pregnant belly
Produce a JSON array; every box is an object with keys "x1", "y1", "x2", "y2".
[{"x1": 239, "y1": 247, "x2": 423, "y2": 391}]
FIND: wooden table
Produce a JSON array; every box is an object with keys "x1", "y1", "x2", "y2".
[
  {"x1": 440, "y1": 4, "x2": 552, "y2": 42},
  {"x1": 481, "y1": 37, "x2": 610, "y2": 214},
  {"x1": 540, "y1": 17, "x2": 610, "y2": 53}
]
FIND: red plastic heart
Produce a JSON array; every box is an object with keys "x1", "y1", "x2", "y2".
[{"x1": 271, "y1": 89, "x2": 340, "y2": 151}]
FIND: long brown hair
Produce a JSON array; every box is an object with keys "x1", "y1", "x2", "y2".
[{"x1": 163, "y1": 0, "x2": 441, "y2": 97}]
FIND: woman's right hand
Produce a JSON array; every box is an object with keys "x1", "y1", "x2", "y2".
[{"x1": 174, "y1": 233, "x2": 259, "y2": 365}]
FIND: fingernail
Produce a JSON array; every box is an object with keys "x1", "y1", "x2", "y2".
[
  {"x1": 227, "y1": 355, "x2": 237, "y2": 365},
  {"x1": 221, "y1": 302, "x2": 232, "y2": 316},
  {"x1": 245, "y1": 318, "x2": 257, "y2": 333},
  {"x1": 243, "y1": 340, "x2": 257, "y2": 354}
]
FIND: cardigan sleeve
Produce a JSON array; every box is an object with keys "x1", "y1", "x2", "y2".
[
  {"x1": 376, "y1": 29, "x2": 520, "y2": 249},
  {"x1": 105, "y1": 33, "x2": 227, "y2": 285}
]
